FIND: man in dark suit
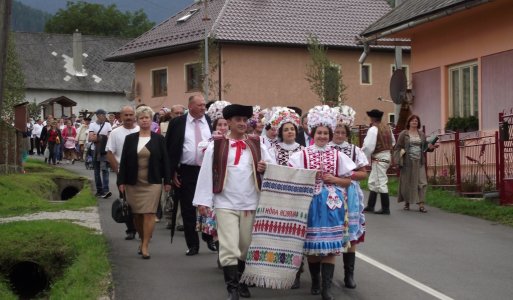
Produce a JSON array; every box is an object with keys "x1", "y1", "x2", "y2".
[
  {"x1": 166, "y1": 94, "x2": 212, "y2": 256},
  {"x1": 296, "y1": 113, "x2": 311, "y2": 147}
]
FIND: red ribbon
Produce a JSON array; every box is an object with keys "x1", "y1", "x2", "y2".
[{"x1": 231, "y1": 140, "x2": 246, "y2": 165}]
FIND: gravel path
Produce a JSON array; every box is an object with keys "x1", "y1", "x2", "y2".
[{"x1": 0, "y1": 206, "x2": 102, "y2": 232}]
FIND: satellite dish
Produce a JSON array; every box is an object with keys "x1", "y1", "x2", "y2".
[{"x1": 390, "y1": 69, "x2": 407, "y2": 105}]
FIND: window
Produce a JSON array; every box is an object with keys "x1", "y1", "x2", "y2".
[
  {"x1": 449, "y1": 62, "x2": 478, "y2": 117},
  {"x1": 177, "y1": 9, "x2": 199, "y2": 23},
  {"x1": 186, "y1": 63, "x2": 201, "y2": 92},
  {"x1": 323, "y1": 64, "x2": 340, "y2": 105},
  {"x1": 391, "y1": 64, "x2": 410, "y2": 84},
  {"x1": 360, "y1": 64, "x2": 371, "y2": 84},
  {"x1": 152, "y1": 69, "x2": 167, "y2": 97},
  {"x1": 388, "y1": 113, "x2": 395, "y2": 125}
]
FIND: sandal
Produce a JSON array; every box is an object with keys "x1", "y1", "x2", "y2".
[
  {"x1": 419, "y1": 206, "x2": 427, "y2": 213},
  {"x1": 403, "y1": 203, "x2": 410, "y2": 210}
]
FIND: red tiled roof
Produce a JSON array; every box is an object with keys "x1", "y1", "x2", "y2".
[{"x1": 106, "y1": 0, "x2": 392, "y2": 62}]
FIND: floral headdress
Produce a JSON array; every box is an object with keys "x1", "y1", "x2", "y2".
[
  {"x1": 248, "y1": 105, "x2": 261, "y2": 128},
  {"x1": 268, "y1": 107, "x2": 301, "y2": 129},
  {"x1": 207, "y1": 100, "x2": 231, "y2": 122},
  {"x1": 307, "y1": 105, "x2": 337, "y2": 131},
  {"x1": 332, "y1": 105, "x2": 356, "y2": 127}
]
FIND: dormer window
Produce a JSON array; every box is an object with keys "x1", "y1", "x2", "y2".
[{"x1": 177, "y1": 9, "x2": 199, "y2": 23}]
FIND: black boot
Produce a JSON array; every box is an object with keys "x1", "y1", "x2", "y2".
[
  {"x1": 238, "y1": 260, "x2": 251, "y2": 298},
  {"x1": 308, "y1": 261, "x2": 321, "y2": 295},
  {"x1": 343, "y1": 253, "x2": 356, "y2": 289},
  {"x1": 375, "y1": 193, "x2": 390, "y2": 215},
  {"x1": 291, "y1": 260, "x2": 304, "y2": 289},
  {"x1": 364, "y1": 191, "x2": 377, "y2": 212},
  {"x1": 321, "y1": 263, "x2": 335, "y2": 300},
  {"x1": 216, "y1": 241, "x2": 222, "y2": 269},
  {"x1": 223, "y1": 265, "x2": 240, "y2": 300}
]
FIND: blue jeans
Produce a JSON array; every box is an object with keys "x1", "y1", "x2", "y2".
[{"x1": 93, "y1": 152, "x2": 110, "y2": 194}]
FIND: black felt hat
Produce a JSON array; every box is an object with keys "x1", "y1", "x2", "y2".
[
  {"x1": 287, "y1": 106, "x2": 303, "y2": 116},
  {"x1": 223, "y1": 104, "x2": 253, "y2": 120},
  {"x1": 366, "y1": 109, "x2": 384, "y2": 119}
]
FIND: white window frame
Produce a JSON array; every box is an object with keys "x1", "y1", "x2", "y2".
[
  {"x1": 184, "y1": 62, "x2": 201, "y2": 92},
  {"x1": 448, "y1": 61, "x2": 478, "y2": 118},
  {"x1": 360, "y1": 63, "x2": 372, "y2": 85},
  {"x1": 388, "y1": 113, "x2": 395, "y2": 125},
  {"x1": 151, "y1": 67, "x2": 168, "y2": 97}
]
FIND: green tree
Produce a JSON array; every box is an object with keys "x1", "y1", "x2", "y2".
[
  {"x1": 45, "y1": 1, "x2": 154, "y2": 38},
  {"x1": 1, "y1": 33, "x2": 25, "y2": 120},
  {"x1": 305, "y1": 35, "x2": 346, "y2": 107}
]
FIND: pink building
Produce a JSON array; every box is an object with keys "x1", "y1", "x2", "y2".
[
  {"x1": 106, "y1": 0, "x2": 410, "y2": 125},
  {"x1": 360, "y1": 0, "x2": 513, "y2": 134}
]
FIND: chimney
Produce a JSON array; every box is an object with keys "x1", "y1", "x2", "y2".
[{"x1": 73, "y1": 29, "x2": 83, "y2": 75}]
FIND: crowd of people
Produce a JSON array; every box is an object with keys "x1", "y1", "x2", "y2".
[{"x1": 25, "y1": 94, "x2": 437, "y2": 300}]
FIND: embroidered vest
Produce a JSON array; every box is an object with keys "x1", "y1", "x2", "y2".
[
  {"x1": 275, "y1": 143, "x2": 303, "y2": 166},
  {"x1": 303, "y1": 147, "x2": 339, "y2": 195},
  {"x1": 374, "y1": 123, "x2": 393, "y2": 154},
  {"x1": 330, "y1": 143, "x2": 356, "y2": 163},
  {"x1": 212, "y1": 135, "x2": 262, "y2": 194}
]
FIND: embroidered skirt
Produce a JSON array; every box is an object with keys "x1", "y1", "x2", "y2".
[
  {"x1": 346, "y1": 181, "x2": 365, "y2": 244},
  {"x1": 304, "y1": 186, "x2": 349, "y2": 256}
]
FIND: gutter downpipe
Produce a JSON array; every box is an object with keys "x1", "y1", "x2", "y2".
[{"x1": 357, "y1": 0, "x2": 490, "y2": 64}]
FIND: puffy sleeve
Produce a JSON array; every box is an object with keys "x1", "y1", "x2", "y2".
[
  {"x1": 354, "y1": 146, "x2": 369, "y2": 168},
  {"x1": 192, "y1": 142, "x2": 214, "y2": 208},
  {"x1": 337, "y1": 151, "x2": 356, "y2": 177},
  {"x1": 288, "y1": 150, "x2": 304, "y2": 169},
  {"x1": 259, "y1": 141, "x2": 275, "y2": 164},
  {"x1": 361, "y1": 126, "x2": 377, "y2": 160}
]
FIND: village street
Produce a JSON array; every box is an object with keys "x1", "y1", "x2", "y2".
[{"x1": 57, "y1": 161, "x2": 513, "y2": 300}]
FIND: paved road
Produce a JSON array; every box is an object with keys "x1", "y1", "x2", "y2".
[{"x1": 58, "y1": 160, "x2": 513, "y2": 300}]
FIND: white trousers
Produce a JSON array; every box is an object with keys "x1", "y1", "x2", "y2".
[
  {"x1": 368, "y1": 151, "x2": 391, "y2": 193},
  {"x1": 216, "y1": 208, "x2": 255, "y2": 267}
]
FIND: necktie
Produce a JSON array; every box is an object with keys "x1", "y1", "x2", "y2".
[
  {"x1": 231, "y1": 140, "x2": 246, "y2": 165},
  {"x1": 194, "y1": 119, "x2": 202, "y2": 165}
]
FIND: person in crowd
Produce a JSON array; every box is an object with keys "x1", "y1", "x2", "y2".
[
  {"x1": 26, "y1": 118, "x2": 34, "y2": 155},
  {"x1": 328, "y1": 106, "x2": 368, "y2": 289},
  {"x1": 62, "y1": 119, "x2": 78, "y2": 164},
  {"x1": 106, "y1": 106, "x2": 140, "y2": 241},
  {"x1": 246, "y1": 106, "x2": 261, "y2": 135},
  {"x1": 40, "y1": 118, "x2": 53, "y2": 162},
  {"x1": 288, "y1": 105, "x2": 356, "y2": 300},
  {"x1": 77, "y1": 117, "x2": 91, "y2": 161},
  {"x1": 394, "y1": 115, "x2": 437, "y2": 213},
  {"x1": 89, "y1": 109, "x2": 113, "y2": 198},
  {"x1": 261, "y1": 108, "x2": 279, "y2": 148},
  {"x1": 194, "y1": 104, "x2": 271, "y2": 299},
  {"x1": 362, "y1": 109, "x2": 395, "y2": 215},
  {"x1": 118, "y1": 106, "x2": 171, "y2": 259},
  {"x1": 166, "y1": 94, "x2": 212, "y2": 256},
  {"x1": 170, "y1": 104, "x2": 186, "y2": 119},
  {"x1": 44, "y1": 120, "x2": 62, "y2": 165},
  {"x1": 32, "y1": 119, "x2": 43, "y2": 156}
]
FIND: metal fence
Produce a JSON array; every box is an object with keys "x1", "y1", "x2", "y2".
[
  {"x1": 0, "y1": 120, "x2": 24, "y2": 174},
  {"x1": 499, "y1": 111, "x2": 513, "y2": 205}
]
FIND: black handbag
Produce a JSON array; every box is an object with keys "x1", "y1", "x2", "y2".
[{"x1": 111, "y1": 195, "x2": 130, "y2": 223}]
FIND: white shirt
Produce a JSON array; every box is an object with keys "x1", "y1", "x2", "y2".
[
  {"x1": 105, "y1": 125, "x2": 140, "y2": 164},
  {"x1": 193, "y1": 139, "x2": 273, "y2": 210},
  {"x1": 89, "y1": 121, "x2": 112, "y2": 150},
  {"x1": 181, "y1": 114, "x2": 211, "y2": 166},
  {"x1": 361, "y1": 125, "x2": 396, "y2": 160},
  {"x1": 32, "y1": 123, "x2": 43, "y2": 138}
]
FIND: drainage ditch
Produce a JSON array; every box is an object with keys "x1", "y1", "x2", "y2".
[
  {"x1": 9, "y1": 261, "x2": 49, "y2": 298},
  {"x1": 50, "y1": 178, "x2": 86, "y2": 201}
]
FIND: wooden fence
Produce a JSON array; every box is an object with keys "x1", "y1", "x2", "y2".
[{"x1": 0, "y1": 120, "x2": 24, "y2": 174}]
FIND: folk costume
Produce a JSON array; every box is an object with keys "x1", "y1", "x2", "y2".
[
  {"x1": 193, "y1": 104, "x2": 272, "y2": 300},
  {"x1": 267, "y1": 107, "x2": 304, "y2": 166},
  {"x1": 288, "y1": 105, "x2": 356, "y2": 300},
  {"x1": 362, "y1": 109, "x2": 395, "y2": 214}
]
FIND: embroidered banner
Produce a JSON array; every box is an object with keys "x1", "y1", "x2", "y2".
[{"x1": 241, "y1": 164, "x2": 316, "y2": 289}]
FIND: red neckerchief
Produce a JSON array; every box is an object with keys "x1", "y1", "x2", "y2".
[{"x1": 231, "y1": 140, "x2": 246, "y2": 165}]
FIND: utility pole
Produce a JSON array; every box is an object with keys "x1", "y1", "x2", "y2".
[
  {"x1": 394, "y1": 0, "x2": 403, "y2": 126},
  {"x1": 0, "y1": 0, "x2": 13, "y2": 113},
  {"x1": 203, "y1": 0, "x2": 210, "y2": 101}
]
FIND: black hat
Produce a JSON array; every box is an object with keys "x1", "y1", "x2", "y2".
[
  {"x1": 223, "y1": 104, "x2": 253, "y2": 120},
  {"x1": 366, "y1": 109, "x2": 384, "y2": 119},
  {"x1": 287, "y1": 106, "x2": 302, "y2": 116},
  {"x1": 84, "y1": 117, "x2": 92, "y2": 121},
  {"x1": 96, "y1": 109, "x2": 107, "y2": 115}
]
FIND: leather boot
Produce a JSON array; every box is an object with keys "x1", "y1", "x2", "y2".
[
  {"x1": 343, "y1": 252, "x2": 356, "y2": 289},
  {"x1": 238, "y1": 260, "x2": 251, "y2": 298},
  {"x1": 291, "y1": 260, "x2": 304, "y2": 289},
  {"x1": 216, "y1": 241, "x2": 222, "y2": 269},
  {"x1": 223, "y1": 265, "x2": 240, "y2": 300},
  {"x1": 321, "y1": 263, "x2": 335, "y2": 300},
  {"x1": 364, "y1": 191, "x2": 377, "y2": 212},
  {"x1": 308, "y1": 261, "x2": 321, "y2": 295},
  {"x1": 375, "y1": 193, "x2": 390, "y2": 215}
]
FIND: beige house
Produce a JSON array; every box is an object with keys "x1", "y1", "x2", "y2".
[{"x1": 106, "y1": 0, "x2": 409, "y2": 125}]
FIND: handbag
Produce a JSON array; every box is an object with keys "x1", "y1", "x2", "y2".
[{"x1": 111, "y1": 194, "x2": 130, "y2": 223}]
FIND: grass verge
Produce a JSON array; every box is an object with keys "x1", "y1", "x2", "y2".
[
  {"x1": 0, "y1": 220, "x2": 110, "y2": 299},
  {"x1": 360, "y1": 176, "x2": 513, "y2": 227},
  {"x1": 0, "y1": 159, "x2": 96, "y2": 217}
]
